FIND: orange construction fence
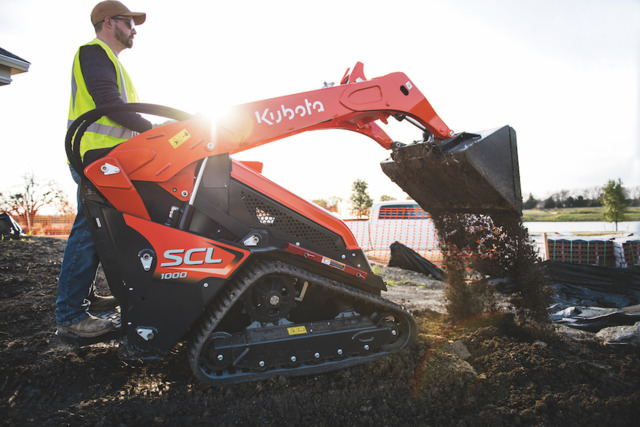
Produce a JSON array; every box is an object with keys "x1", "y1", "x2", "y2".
[
  {"x1": 344, "y1": 206, "x2": 443, "y2": 267},
  {"x1": 16, "y1": 214, "x2": 75, "y2": 237}
]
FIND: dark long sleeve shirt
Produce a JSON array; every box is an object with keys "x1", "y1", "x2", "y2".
[{"x1": 79, "y1": 44, "x2": 152, "y2": 133}]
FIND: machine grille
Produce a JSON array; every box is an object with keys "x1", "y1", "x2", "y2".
[{"x1": 241, "y1": 191, "x2": 342, "y2": 253}]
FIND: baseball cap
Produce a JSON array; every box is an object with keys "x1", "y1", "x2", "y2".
[{"x1": 91, "y1": 1, "x2": 146, "y2": 26}]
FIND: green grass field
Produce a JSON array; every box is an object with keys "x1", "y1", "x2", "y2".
[{"x1": 522, "y1": 207, "x2": 640, "y2": 222}]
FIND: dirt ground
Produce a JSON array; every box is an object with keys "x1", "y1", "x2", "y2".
[{"x1": 2, "y1": 237, "x2": 639, "y2": 426}]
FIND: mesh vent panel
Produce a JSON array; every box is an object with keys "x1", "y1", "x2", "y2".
[{"x1": 241, "y1": 191, "x2": 341, "y2": 253}]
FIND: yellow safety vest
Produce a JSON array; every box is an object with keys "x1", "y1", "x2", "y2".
[{"x1": 68, "y1": 38, "x2": 140, "y2": 161}]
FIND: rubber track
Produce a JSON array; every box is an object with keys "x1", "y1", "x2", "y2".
[{"x1": 188, "y1": 258, "x2": 418, "y2": 385}]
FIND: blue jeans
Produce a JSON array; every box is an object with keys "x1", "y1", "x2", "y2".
[{"x1": 56, "y1": 166, "x2": 100, "y2": 326}]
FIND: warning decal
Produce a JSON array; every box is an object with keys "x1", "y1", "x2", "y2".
[{"x1": 169, "y1": 129, "x2": 191, "y2": 149}]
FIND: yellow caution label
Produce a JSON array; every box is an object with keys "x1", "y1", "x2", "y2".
[
  {"x1": 169, "y1": 129, "x2": 191, "y2": 149},
  {"x1": 287, "y1": 326, "x2": 307, "y2": 335}
]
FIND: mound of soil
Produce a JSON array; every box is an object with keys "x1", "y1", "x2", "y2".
[{"x1": 1, "y1": 237, "x2": 639, "y2": 425}]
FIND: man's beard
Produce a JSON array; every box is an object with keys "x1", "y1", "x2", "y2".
[{"x1": 115, "y1": 26, "x2": 133, "y2": 49}]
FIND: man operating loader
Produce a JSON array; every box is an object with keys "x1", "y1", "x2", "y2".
[{"x1": 57, "y1": 1, "x2": 151, "y2": 338}]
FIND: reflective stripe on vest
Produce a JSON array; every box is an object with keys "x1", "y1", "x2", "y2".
[
  {"x1": 68, "y1": 38, "x2": 140, "y2": 161},
  {"x1": 66, "y1": 120, "x2": 136, "y2": 140}
]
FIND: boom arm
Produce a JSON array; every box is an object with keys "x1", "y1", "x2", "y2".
[{"x1": 215, "y1": 62, "x2": 453, "y2": 154}]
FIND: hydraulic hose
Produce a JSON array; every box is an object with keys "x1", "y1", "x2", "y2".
[{"x1": 65, "y1": 103, "x2": 192, "y2": 179}]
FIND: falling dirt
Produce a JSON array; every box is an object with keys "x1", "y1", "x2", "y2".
[
  {"x1": 1, "y1": 237, "x2": 639, "y2": 425},
  {"x1": 429, "y1": 211, "x2": 551, "y2": 323}
]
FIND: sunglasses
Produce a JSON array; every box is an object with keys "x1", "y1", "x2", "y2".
[{"x1": 111, "y1": 16, "x2": 135, "y2": 29}]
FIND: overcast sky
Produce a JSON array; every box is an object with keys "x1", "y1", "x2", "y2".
[{"x1": 1, "y1": 0, "x2": 638, "y2": 205}]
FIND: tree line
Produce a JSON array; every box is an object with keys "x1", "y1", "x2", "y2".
[
  {"x1": 524, "y1": 181, "x2": 640, "y2": 209},
  {"x1": 318, "y1": 178, "x2": 639, "y2": 212},
  {"x1": 314, "y1": 178, "x2": 636, "y2": 230}
]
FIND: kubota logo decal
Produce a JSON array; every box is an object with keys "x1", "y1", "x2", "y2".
[
  {"x1": 161, "y1": 247, "x2": 222, "y2": 267},
  {"x1": 255, "y1": 99, "x2": 325, "y2": 125}
]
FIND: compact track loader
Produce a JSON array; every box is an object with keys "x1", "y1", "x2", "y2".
[{"x1": 63, "y1": 62, "x2": 521, "y2": 385}]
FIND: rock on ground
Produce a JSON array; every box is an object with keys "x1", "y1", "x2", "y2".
[{"x1": 596, "y1": 322, "x2": 640, "y2": 346}]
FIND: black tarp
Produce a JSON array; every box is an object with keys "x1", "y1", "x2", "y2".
[
  {"x1": 0, "y1": 213, "x2": 23, "y2": 238},
  {"x1": 388, "y1": 241, "x2": 445, "y2": 281},
  {"x1": 542, "y1": 261, "x2": 640, "y2": 331}
]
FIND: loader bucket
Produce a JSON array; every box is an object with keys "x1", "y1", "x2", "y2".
[{"x1": 381, "y1": 125, "x2": 522, "y2": 215}]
